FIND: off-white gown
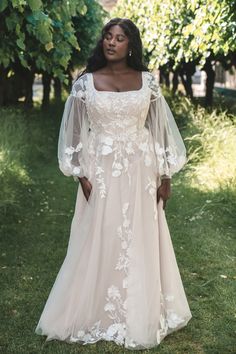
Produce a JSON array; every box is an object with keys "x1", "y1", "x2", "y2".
[{"x1": 35, "y1": 71, "x2": 192, "y2": 350}]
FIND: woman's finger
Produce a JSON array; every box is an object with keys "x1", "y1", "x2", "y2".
[{"x1": 163, "y1": 199, "x2": 166, "y2": 209}]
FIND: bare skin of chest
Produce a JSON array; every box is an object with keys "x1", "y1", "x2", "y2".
[{"x1": 92, "y1": 69, "x2": 143, "y2": 92}]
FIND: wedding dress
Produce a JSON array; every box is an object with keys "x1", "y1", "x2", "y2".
[{"x1": 35, "y1": 71, "x2": 192, "y2": 350}]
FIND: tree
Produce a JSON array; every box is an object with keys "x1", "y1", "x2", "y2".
[
  {"x1": 0, "y1": 0, "x2": 105, "y2": 107},
  {"x1": 113, "y1": 0, "x2": 236, "y2": 105}
]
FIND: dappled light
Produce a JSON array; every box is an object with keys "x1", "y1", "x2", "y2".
[{"x1": 186, "y1": 105, "x2": 236, "y2": 191}]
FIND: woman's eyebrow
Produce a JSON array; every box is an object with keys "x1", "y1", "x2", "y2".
[{"x1": 105, "y1": 31, "x2": 126, "y2": 38}]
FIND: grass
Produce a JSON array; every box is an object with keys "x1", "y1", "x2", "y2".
[{"x1": 0, "y1": 98, "x2": 235, "y2": 354}]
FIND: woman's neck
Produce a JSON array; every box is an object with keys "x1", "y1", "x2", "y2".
[{"x1": 104, "y1": 60, "x2": 131, "y2": 74}]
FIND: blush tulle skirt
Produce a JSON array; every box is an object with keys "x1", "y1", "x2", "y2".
[{"x1": 35, "y1": 155, "x2": 192, "y2": 350}]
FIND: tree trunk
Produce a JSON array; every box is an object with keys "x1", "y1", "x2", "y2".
[
  {"x1": 164, "y1": 72, "x2": 170, "y2": 88},
  {"x1": 179, "y1": 62, "x2": 196, "y2": 99},
  {"x1": 159, "y1": 66, "x2": 164, "y2": 85},
  {"x1": 180, "y1": 66, "x2": 193, "y2": 99},
  {"x1": 53, "y1": 77, "x2": 62, "y2": 102},
  {"x1": 185, "y1": 73, "x2": 193, "y2": 99},
  {"x1": 159, "y1": 66, "x2": 170, "y2": 87},
  {"x1": 179, "y1": 72, "x2": 188, "y2": 96},
  {"x1": 0, "y1": 66, "x2": 21, "y2": 106},
  {"x1": 24, "y1": 69, "x2": 35, "y2": 108},
  {"x1": 172, "y1": 70, "x2": 179, "y2": 94},
  {"x1": 180, "y1": 72, "x2": 193, "y2": 98},
  {"x1": 204, "y1": 59, "x2": 215, "y2": 107},
  {"x1": 42, "y1": 72, "x2": 51, "y2": 108},
  {"x1": 0, "y1": 66, "x2": 8, "y2": 106}
]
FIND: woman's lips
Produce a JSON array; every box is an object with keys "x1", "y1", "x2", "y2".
[{"x1": 107, "y1": 49, "x2": 116, "y2": 54}]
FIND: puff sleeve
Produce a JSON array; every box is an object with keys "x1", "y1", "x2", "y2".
[
  {"x1": 58, "y1": 75, "x2": 90, "y2": 178},
  {"x1": 145, "y1": 73, "x2": 187, "y2": 179}
]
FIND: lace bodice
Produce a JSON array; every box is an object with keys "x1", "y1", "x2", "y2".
[
  {"x1": 87, "y1": 72, "x2": 151, "y2": 139},
  {"x1": 58, "y1": 71, "x2": 186, "y2": 180},
  {"x1": 72, "y1": 72, "x2": 161, "y2": 138}
]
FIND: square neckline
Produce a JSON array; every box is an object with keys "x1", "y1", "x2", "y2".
[{"x1": 90, "y1": 71, "x2": 145, "y2": 94}]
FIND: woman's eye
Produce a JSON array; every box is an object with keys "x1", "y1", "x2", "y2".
[{"x1": 104, "y1": 33, "x2": 125, "y2": 42}]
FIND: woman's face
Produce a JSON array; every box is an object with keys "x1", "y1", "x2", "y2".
[{"x1": 103, "y1": 25, "x2": 129, "y2": 62}]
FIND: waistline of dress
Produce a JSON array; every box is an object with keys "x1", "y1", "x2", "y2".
[{"x1": 88, "y1": 127, "x2": 149, "y2": 144}]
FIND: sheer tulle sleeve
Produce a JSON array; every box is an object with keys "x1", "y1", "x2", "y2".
[
  {"x1": 146, "y1": 73, "x2": 187, "y2": 179},
  {"x1": 58, "y1": 75, "x2": 90, "y2": 179}
]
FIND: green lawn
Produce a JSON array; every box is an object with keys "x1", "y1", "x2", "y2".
[{"x1": 0, "y1": 103, "x2": 235, "y2": 354}]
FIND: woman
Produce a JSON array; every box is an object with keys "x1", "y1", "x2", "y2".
[{"x1": 35, "y1": 18, "x2": 192, "y2": 350}]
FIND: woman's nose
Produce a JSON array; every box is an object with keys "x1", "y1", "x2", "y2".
[{"x1": 109, "y1": 37, "x2": 116, "y2": 46}]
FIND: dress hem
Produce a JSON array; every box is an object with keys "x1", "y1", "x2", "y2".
[{"x1": 35, "y1": 314, "x2": 192, "y2": 351}]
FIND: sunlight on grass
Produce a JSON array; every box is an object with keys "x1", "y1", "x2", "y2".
[
  {"x1": 187, "y1": 111, "x2": 236, "y2": 191},
  {"x1": 0, "y1": 148, "x2": 31, "y2": 183},
  {"x1": 0, "y1": 110, "x2": 30, "y2": 212},
  {"x1": 0, "y1": 107, "x2": 58, "y2": 213},
  {"x1": 0, "y1": 151, "x2": 4, "y2": 162},
  {"x1": 170, "y1": 96, "x2": 236, "y2": 192},
  {"x1": 10, "y1": 163, "x2": 31, "y2": 183}
]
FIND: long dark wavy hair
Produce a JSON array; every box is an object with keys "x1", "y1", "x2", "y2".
[{"x1": 78, "y1": 18, "x2": 149, "y2": 78}]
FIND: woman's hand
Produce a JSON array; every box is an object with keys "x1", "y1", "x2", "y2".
[
  {"x1": 157, "y1": 178, "x2": 171, "y2": 210},
  {"x1": 79, "y1": 177, "x2": 92, "y2": 201}
]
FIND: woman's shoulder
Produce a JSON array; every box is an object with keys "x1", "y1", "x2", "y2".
[
  {"x1": 144, "y1": 71, "x2": 162, "y2": 99},
  {"x1": 71, "y1": 72, "x2": 90, "y2": 98},
  {"x1": 144, "y1": 71, "x2": 159, "y2": 88}
]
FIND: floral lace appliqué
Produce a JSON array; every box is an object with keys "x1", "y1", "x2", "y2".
[
  {"x1": 95, "y1": 165, "x2": 106, "y2": 199},
  {"x1": 102, "y1": 202, "x2": 133, "y2": 345},
  {"x1": 145, "y1": 177, "x2": 158, "y2": 219},
  {"x1": 155, "y1": 142, "x2": 178, "y2": 176}
]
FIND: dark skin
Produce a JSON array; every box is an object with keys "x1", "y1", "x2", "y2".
[{"x1": 79, "y1": 25, "x2": 171, "y2": 209}]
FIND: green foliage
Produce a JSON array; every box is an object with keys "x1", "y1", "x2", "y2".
[
  {"x1": 181, "y1": 0, "x2": 236, "y2": 66},
  {"x1": 0, "y1": 0, "x2": 105, "y2": 82},
  {"x1": 72, "y1": 0, "x2": 106, "y2": 67},
  {"x1": 113, "y1": 0, "x2": 236, "y2": 69}
]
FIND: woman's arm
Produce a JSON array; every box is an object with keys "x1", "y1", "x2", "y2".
[{"x1": 145, "y1": 73, "x2": 187, "y2": 208}]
